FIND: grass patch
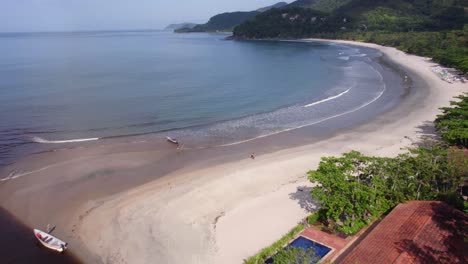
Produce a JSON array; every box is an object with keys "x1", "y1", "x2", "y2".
[{"x1": 243, "y1": 223, "x2": 305, "y2": 264}]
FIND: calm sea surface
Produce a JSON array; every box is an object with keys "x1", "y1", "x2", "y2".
[{"x1": 0, "y1": 31, "x2": 389, "y2": 166}]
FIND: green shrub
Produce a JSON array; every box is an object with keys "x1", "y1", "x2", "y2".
[
  {"x1": 307, "y1": 213, "x2": 320, "y2": 225},
  {"x1": 435, "y1": 93, "x2": 468, "y2": 147}
]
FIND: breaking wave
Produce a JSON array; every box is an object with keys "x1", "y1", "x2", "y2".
[
  {"x1": 32, "y1": 137, "x2": 99, "y2": 144},
  {"x1": 304, "y1": 86, "x2": 353, "y2": 108}
]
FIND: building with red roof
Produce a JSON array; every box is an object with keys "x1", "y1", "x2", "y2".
[{"x1": 336, "y1": 201, "x2": 467, "y2": 264}]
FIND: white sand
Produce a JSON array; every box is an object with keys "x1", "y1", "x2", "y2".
[{"x1": 75, "y1": 40, "x2": 467, "y2": 264}]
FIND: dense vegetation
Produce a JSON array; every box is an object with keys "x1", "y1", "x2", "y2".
[
  {"x1": 307, "y1": 92, "x2": 468, "y2": 235},
  {"x1": 233, "y1": 0, "x2": 468, "y2": 71},
  {"x1": 309, "y1": 145, "x2": 466, "y2": 235},
  {"x1": 235, "y1": 0, "x2": 467, "y2": 37},
  {"x1": 233, "y1": 7, "x2": 337, "y2": 38},
  {"x1": 435, "y1": 93, "x2": 468, "y2": 147}
]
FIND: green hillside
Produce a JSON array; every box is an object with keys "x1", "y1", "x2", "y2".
[
  {"x1": 235, "y1": 0, "x2": 467, "y2": 37},
  {"x1": 233, "y1": 0, "x2": 468, "y2": 72}
]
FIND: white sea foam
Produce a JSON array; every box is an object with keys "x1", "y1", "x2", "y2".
[
  {"x1": 351, "y1": 53, "x2": 367, "y2": 57},
  {"x1": 339, "y1": 56, "x2": 350, "y2": 61},
  {"x1": 32, "y1": 136, "x2": 99, "y2": 144},
  {"x1": 304, "y1": 87, "x2": 353, "y2": 108}
]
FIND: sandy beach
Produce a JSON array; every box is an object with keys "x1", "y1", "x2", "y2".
[{"x1": 0, "y1": 39, "x2": 466, "y2": 264}]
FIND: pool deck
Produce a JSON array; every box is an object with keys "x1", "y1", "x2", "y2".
[{"x1": 299, "y1": 220, "x2": 381, "y2": 263}]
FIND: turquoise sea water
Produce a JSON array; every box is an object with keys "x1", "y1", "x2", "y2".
[{"x1": 0, "y1": 31, "x2": 391, "y2": 165}]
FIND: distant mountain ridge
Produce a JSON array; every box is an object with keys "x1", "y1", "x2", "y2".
[
  {"x1": 175, "y1": 2, "x2": 288, "y2": 33},
  {"x1": 165, "y1": 23, "x2": 197, "y2": 31}
]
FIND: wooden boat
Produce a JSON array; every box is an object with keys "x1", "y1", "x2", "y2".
[
  {"x1": 166, "y1": 136, "x2": 179, "y2": 144},
  {"x1": 34, "y1": 229, "x2": 68, "y2": 252}
]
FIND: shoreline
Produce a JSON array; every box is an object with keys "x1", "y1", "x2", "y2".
[
  {"x1": 0, "y1": 37, "x2": 395, "y2": 168},
  {"x1": 0, "y1": 39, "x2": 466, "y2": 264}
]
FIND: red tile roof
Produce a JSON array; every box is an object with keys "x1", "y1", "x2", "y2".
[{"x1": 338, "y1": 201, "x2": 467, "y2": 264}]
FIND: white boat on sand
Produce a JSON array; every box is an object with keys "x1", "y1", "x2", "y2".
[
  {"x1": 166, "y1": 136, "x2": 179, "y2": 144},
  {"x1": 34, "y1": 229, "x2": 68, "y2": 252}
]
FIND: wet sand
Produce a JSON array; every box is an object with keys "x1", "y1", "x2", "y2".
[{"x1": 0, "y1": 40, "x2": 466, "y2": 264}]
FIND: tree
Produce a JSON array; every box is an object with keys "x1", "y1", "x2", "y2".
[
  {"x1": 308, "y1": 142, "x2": 466, "y2": 234},
  {"x1": 435, "y1": 93, "x2": 468, "y2": 148},
  {"x1": 308, "y1": 151, "x2": 394, "y2": 234}
]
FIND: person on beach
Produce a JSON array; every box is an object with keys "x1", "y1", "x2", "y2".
[
  {"x1": 177, "y1": 143, "x2": 183, "y2": 154},
  {"x1": 250, "y1": 153, "x2": 255, "y2": 159}
]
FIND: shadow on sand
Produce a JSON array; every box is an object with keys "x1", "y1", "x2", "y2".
[
  {"x1": 288, "y1": 185, "x2": 318, "y2": 213},
  {"x1": 0, "y1": 207, "x2": 82, "y2": 264}
]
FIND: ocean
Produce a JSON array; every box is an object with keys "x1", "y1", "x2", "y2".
[{"x1": 1, "y1": 30, "x2": 397, "y2": 167}]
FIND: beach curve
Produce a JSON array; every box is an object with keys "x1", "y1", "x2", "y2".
[
  {"x1": 73, "y1": 40, "x2": 466, "y2": 264},
  {"x1": 0, "y1": 39, "x2": 466, "y2": 264}
]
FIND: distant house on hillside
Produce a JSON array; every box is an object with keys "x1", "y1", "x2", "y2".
[{"x1": 336, "y1": 201, "x2": 467, "y2": 264}]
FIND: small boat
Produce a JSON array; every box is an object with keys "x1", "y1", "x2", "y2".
[
  {"x1": 34, "y1": 229, "x2": 68, "y2": 252},
  {"x1": 166, "y1": 136, "x2": 179, "y2": 145}
]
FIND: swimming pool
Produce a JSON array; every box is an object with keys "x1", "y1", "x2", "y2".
[
  {"x1": 289, "y1": 236, "x2": 332, "y2": 258},
  {"x1": 266, "y1": 236, "x2": 332, "y2": 263}
]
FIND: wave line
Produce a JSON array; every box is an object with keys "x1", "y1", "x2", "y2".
[
  {"x1": 32, "y1": 137, "x2": 99, "y2": 144},
  {"x1": 304, "y1": 87, "x2": 352, "y2": 108}
]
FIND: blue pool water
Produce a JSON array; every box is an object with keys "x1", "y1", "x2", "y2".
[
  {"x1": 266, "y1": 236, "x2": 331, "y2": 263},
  {"x1": 289, "y1": 236, "x2": 332, "y2": 259}
]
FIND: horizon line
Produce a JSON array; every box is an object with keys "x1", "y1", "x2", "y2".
[{"x1": 0, "y1": 28, "x2": 169, "y2": 34}]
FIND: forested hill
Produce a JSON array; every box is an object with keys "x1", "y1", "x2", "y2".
[
  {"x1": 233, "y1": 0, "x2": 468, "y2": 72},
  {"x1": 175, "y1": 2, "x2": 287, "y2": 33},
  {"x1": 234, "y1": 0, "x2": 467, "y2": 38}
]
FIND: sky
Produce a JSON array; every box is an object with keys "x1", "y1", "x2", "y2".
[{"x1": 0, "y1": 0, "x2": 292, "y2": 32}]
